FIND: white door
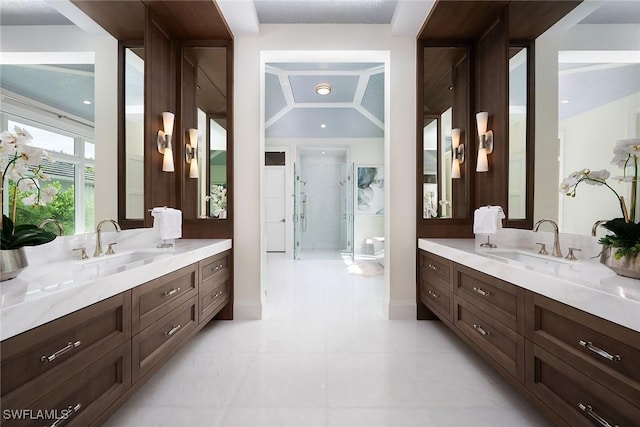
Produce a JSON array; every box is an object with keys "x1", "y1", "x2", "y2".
[{"x1": 265, "y1": 167, "x2": 286, "y2": 252}]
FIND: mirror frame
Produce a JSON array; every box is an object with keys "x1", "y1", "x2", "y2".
[
  {"x1": 417, "y1": 40, "x2": 475, "y2": 238},
  {"x1": 505, "y1": 40, "x2": 535, "y2": 229},
  {"x1": 118, "y1": 40, "x2": 145, "y2": 229}
]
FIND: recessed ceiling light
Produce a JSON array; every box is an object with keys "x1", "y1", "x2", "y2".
[
  {"x1": 320, "y1": 123, "x2": 327, "y2": 128},
  {"x1": 83, "y1": 100, "x2": 92, "y2": 105},
  {"x1": 316, "y1": 84, "x2": 331, "y2": 96},
  {"x1": 561, "y1": 99, "x2": 570, "y2": 104}
]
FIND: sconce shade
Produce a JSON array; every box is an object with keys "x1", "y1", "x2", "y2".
[
  {"x1": 451, "y1": 158, "x2": 461, "y2": 179},
  {"x1": 189, "y1": 156, "x2": 199, "y2": 179},
  {"x1": 162, "y1": 146, "x2": 175, "y2": 172},
  {"x1": 162, "y1": 112, "x2": 175, "y2": 136},
  {"x1": 476, "y1": 147, "x2": 489, "y2": 172},
  {"x1": 188, "y1": 128, "x2": 198, "y2": 149},
  {"x1": 476, "y1": 112, "x2": 488, "y2": 136},
  {"x1": 451, "y1": 128, "x2": 461, "y2": 149}
]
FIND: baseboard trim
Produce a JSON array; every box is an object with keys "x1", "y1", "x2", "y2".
[
  {"x1": 388, "y1": 300, "x2": 416, "y2": 320},
  {"x1": 233, "y1": 300, "x2": 262, "y2": 320}
]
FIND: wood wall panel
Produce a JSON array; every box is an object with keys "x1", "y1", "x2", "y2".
[
  {"x1": 180, "y1": 55, "x2": 198, "y2": 219},
  {"x1": 475, "y1": 13, "x2": 508, "y2": 211},
  {"x1": 452, "y1": 53, "x2": 472, "y2": 219},
  {"x1": 144, "y1": 12, "x2": 177, "y2": 226}
]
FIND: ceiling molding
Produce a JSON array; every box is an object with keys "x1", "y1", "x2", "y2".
[
  {"x1": 215, "y1": 0, "x2": 260, "y2": 36},
  {"x1": 390, "y1": 0, "x2": 436, "y2": 37}
]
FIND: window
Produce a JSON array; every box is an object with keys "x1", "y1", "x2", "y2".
[{"x1": 2, "y1": 117, "x2": 95, "y2": 234}]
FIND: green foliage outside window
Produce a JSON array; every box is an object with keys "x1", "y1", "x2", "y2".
[{"x1": 10, "y1": 181, "x2": 75, "y2": 236}]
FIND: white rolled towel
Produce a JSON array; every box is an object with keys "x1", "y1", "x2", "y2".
[
  {"x1": 151, "y1": 207, "x2": 182, "y2": 240},
  {"x1": 473, "y1": 206, "x2": 505, "y2": 234}
]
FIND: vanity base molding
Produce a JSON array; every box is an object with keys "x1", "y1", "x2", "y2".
[{"x1": 418, "y1": 248, "x2": 640, "y2": 427}]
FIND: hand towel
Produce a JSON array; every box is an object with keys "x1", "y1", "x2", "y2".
[
  {"x1": 151, "y1": 207, "x2": 182, "y2": 240},
  {"x1": 473, "y1": 206, "x2": 505, "y2": 234}
]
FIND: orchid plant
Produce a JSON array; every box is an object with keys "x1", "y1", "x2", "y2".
[
  {"x1": 1, "y1": 126, "x2": 58, "y2": 249},
  {"x1": 560, "y1": 138, "x2": 640, "y2": 259},
  {"x1": 206, "y1": 184, "x2": 227, "y2": 217}
]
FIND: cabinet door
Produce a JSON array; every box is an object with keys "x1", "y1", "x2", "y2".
[
  {"x1": 419, "y1": 251, "x2": 453, "y2": 290},
  {"x1": 132, "y1": 297, "x2": 198, "y2": 382},
  {"x1": 1, "y1": 292, "x2": 131, "y2": 399},
  {"x1": 526, "y1": 291, "x2": 640, "y2": 406},
  {"x1": 455, "y1": 263, "x2": 524, "y2": 334},
  {"x1": 1, "y1": 341, "x2": 131, "y2": 427},
  {"x1": 132, "y1": 263, "x2": 198, "y2": 334},
  {"x1": 200, "y1": 274, "x2": 231, "y2": 325},
  {"x1": 454, "y1": 296, "x2": 525, "y2": 382},
  {"x1": 525, "y1": 341, "x2": 640, "y2": 427}
]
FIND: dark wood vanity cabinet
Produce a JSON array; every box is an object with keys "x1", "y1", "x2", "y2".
[
  {"x1": 1, "y1": 249, "x2": 233, "y2": 426},
  {"x1": 0, "y1": 292, "x2": 132, "y2": 426},
  {"x1": 418, "y1": 251, "x2": 454, "y2": 323},
  {"x1": 418, "y1": 249, "x2": 640, "y2": 427}
]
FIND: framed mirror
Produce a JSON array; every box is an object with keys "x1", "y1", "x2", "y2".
[
  {"x1": 181, "y1": 44, "x2": 228, "y2": 219},
  {"x1": 119, "y1": 43, "x2": 145, "y2": 226},
  {"x1": 422, "y1": 45, "x2": 471, "y2": 220}
]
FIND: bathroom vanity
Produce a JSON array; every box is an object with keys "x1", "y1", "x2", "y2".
[
  {"x1": 0, "y1": 238, "x2": 231, "y2": 426},
  {"x1": 418, "y1": 238, "x2": 640, "y2": 427}
]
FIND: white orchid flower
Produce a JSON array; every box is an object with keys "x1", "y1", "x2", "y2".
[
  {"x1": 583, "y1": 169, "x2": 610, "y2": 184},
  {"x1": 6, "y1": 163, "x2": 27, "y2": 181},
  {"x1": 39, "y1": 186, "x2": 59, "y2": 205},
  {"x1": 21, "y1": 194, "x2": 37, "y2": 206},
  {"x1": 17, "y1": 178, "x2": 37, "y2": 192},
  {"x1": 614, "y1": 138, "x2": 640, "y2": 155},
  {"x1": 18, "y1": 145, "x2": 44, "y2": 166}
]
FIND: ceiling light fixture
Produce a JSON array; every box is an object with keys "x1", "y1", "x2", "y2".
[{"x1": 316, "y1": 84, "x2": 331, "y2": 96}]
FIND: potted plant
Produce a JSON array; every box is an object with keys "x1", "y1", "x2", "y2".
[
  {"x1": 1, "y1": 126, "x2": 58, "y2": 281},
  {"x1": 560, "y1": 138, "x2": 640, "y2": 278},
  {"x1": 206, "y1": 184, "x2": 227, "y2": 219}
]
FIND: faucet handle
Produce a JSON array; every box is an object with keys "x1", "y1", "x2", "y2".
[
  {"x1": 566, "y1": 247, "x2": 581, "y2": 261},
  {"x1": 106, "y1": 242, "x2": 117, "y2": 255},
  {"x1": 73, "y1": 247, "x2": 89, "y2": 260},
  {"x1": 535, "y1": 242, "x2": 548, "y2": 255}
]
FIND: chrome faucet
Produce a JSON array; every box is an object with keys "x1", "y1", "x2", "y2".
[
  {"x1": 94, "y1": 219, "x2": 121, "y2": 257},
  {"x1": 38, "y1": 219, "x2": 64, "y2": 236},
  {"x1": 533, "y1": 219, "x2": 563, "y2": 258},
  {"x1": 592, "y1": 220, "x2": 608, "y2": 237}
]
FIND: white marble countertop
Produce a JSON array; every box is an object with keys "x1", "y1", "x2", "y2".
[
  {"x1": 418, "y1": 238, "x2": 640, "y2": 333},
  {"x1": 0, "y1": 238, "x2": 232, "y2": 341}
]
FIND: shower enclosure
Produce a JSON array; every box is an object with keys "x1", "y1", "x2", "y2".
[{"x1": 293, "y1": 148, "x2": 354, "y2": 260}]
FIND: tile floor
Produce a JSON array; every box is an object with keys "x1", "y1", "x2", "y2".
[{"x1": 105, "y1": 253, "x2": 554, "y2": 427}]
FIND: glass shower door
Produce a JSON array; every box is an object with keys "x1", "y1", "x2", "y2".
[
  {"x1": 293, "y1": 162, "x2": 301, "y2": 260},
  {"x1": 346, "y1": 163, "x2": 355, "y2": 261}
]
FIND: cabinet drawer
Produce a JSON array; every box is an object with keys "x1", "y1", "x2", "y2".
[
  {"x1": 200, "y1": 275, "x2": 230, "y2": 324},
  {"x1": 132, "y1": 263, "x2": 198, "y2": 334},
  {"x1": 1, "y1": 292, "x2": 130, "y2": 398},
  {"x1": 455, "y1": 264, "x2": 524, "y2": 334},
  {"x1": 419, "y1": 277, "x2": 453, "y2": 323},
  {"x1": 1, "y1": 341, "x2": 131, "y2": 427},
  {"x1": 526, "y1": 342, "x2": 640, "y2": 427},
  {"x1": 454, "y1": 296, "x2": 524, "y2": 382},
  {"x1": 419, "y1": 251, "x2": 452, "y2": 290},
  {"x1": 200, "y1": 251, "x2": 230, "y2": 283},
  {"x1": 526, "y1": 292, "x2": 640, "y2": 405},
  {"x1": 132, "y1": 297, "x2": 197, "y2": 382}
]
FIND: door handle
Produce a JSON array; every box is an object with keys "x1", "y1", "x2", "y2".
[{"x1": 280, "y1": 219, "x2": 285, "y2": 223}]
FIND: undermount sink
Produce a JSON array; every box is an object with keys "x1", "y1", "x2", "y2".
[
  {"x1": 485, "y1": 250, "x2": 572, "y2": 269},
  {"x1": 73, "y1": 250, "x2": 171, "y2": 275}
]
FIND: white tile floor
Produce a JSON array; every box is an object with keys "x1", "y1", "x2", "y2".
[{"x1": 105, "y1": 253, "x2": 554, "y2": 427}]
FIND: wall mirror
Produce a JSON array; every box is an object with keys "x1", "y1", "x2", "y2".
[
  {"x1": 508, "y1": 45, "x2": 529, "y2": 220},
  {"x1": 122, "y1": 45, "x2": 145, "y2": 221},
  {"x1": 181, "y1": 45, "x2": 228, "y2": 219},
  {"x1": 422, "y1": 45, "x2": 470, "y2": 219}
]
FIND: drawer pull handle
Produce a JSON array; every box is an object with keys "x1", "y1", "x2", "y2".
[
  {"x1": 427, "y1": 263, "x2": 439, "y2": 271},
  {"x1": 473, "y1": 324, "x2": 489, "y2": 336},
  {"x1": 579, "y1": 340, "x2": 621, "y2": 362},
  {"x1": 473, "y1": 286, "x2": 490, "y2": 297},
  {"x1": 578, "y1": 403, "x2": 619, "y2": 427},
  {"x1": 164, "y1": 287, "x2": 181, "y2": 297},
  {"x1": 427, "y1": 290, "x2": 439, "y2": 299},
  {"x1": 214, "y1": 290, "x2": 225, "y2": 298},
  {"x1": 165, "y1": 324, "x2": 182, "y2": 337},
  {"x1": 214, "y1": 263, "x2": 224, "y2": 271},
  {"x1": 41, "y1": 341, "x2": 81, "y2": 363},
  {"x1": 49, "y1": 403, "x2": 82, "y2": 427}
]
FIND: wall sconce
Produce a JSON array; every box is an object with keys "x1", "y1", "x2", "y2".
[
  {"x1": 450, "y1": 128, "x2": 464, "y2": 179},
  {"x1": 475, "y1": 111, "x2": 493, "y2": 172},
  {"x1": 185, "y1": 128, "x2": 199, "y2": 179},
  {"x1": 157, "y1": 112, "x2": 175, "y2": 172}
]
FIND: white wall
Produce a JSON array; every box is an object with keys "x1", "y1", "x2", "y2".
[
  {"x1": 0, "y1": 25, "x2": 118, "y2": 225},
  {"x1": 235, "y1": 24, "x2": 416, "y2": 319}
]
